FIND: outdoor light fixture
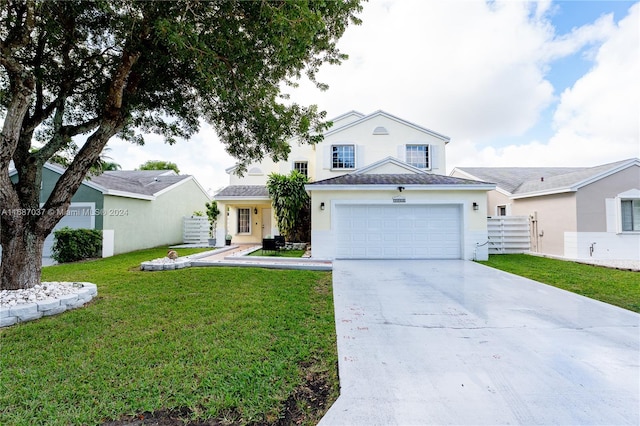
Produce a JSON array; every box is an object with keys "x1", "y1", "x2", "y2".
[
  {"x1": 320, "y1": 202, "x2": 325, "y2": 210},
  {"x1": 254, "y1": 207, "x2": 258, "y2": 215},
  {"x1": 473, "y1": 202, "x2": 479, "y2": 211},
  {"x1": 398, "y1": 186, "x2": 405, "y2": 192}
]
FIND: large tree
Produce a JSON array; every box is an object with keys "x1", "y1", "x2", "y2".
[
  {"x1": 0, "y1": 0, "x2": 362, "y2": 290},
  {"x1": 138, "y1": 160, "x2": 180, "y2": 174}
]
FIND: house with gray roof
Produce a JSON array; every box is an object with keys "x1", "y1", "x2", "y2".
[
  {"x1": 7, "y1": 163, "x2": 211, "y2": 262},
  {"x1": 216, "y1": 110, "x2": 495, "y2": 261},
  {"x1": 451, "y1": 158, "x2": 640, "y2": 261}
]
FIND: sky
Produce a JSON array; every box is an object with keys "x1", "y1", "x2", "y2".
[{"x1": 107, "y1": 0, "x2": 640, "y2": 194}]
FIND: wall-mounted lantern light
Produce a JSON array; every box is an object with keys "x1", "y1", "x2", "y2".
[
  {"x1": 254, "y1": 207, "x2": 258, "y2": 215},
  {"x1": 398, "y1": 186, "x2": 405, "y2": 192},
  {"x1": 320, "y1": 202, "x2": 325, "y2": 210},
  {"x1": 472, "y1": 202, "x2": 479, "y2": 211}
]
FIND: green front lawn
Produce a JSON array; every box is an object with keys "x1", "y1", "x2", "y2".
[
  {"x1": 0, "y1": 247, "x2": 337, "y2": 425},
  {"x1": 248, "y1": 249, "x2": 306, "y2": 258},
  {"x1": 477, "y1": 254, "x2": 640, "y2": 313}
]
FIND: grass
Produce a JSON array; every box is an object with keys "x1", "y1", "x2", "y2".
[
  {"x1": 248, "y1": 249, "x2": 306, "y2": 258},
  {"x1": 0, "y1": 247, "x2": 337, "y2": 425},
  {"x1": 477, "y1": 254, "x2": 640, "y2": 313}
]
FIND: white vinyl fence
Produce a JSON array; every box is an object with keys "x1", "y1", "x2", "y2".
[
  {"x1": 183, "y1": 216, "x2": 209, "y2": 244},
  {"x1": 487, "y1": 216, "x2": 530, "y2": 254}
]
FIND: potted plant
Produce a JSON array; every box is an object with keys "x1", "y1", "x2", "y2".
[
  {"x1": 225, "y1": 234, "x2": 232, "y2": 246},
  {"x1": 205, "y1": 201, "x2": 220, "y2": 247}
]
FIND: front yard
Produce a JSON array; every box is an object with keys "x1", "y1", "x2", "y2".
[
  {"x1": 478, "y1": 254, "x2": 640, "y2": 313},
  {"x1": 0, "y1": 247, "x2": 338, "y2": 425}
]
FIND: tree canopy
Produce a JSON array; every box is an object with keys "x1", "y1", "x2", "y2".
[
  {"x1": 138, "y1": 160, "x2": 180, "y2": 174},
  {"x1": 0, "y1": 0, "x2": 362, "y2": 289}
]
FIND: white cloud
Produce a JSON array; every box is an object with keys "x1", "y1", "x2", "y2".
[
  {"x1": 448, "y1": 1, "x2": 640, "y2": 169},
  {"x1": 107, "y1": 0, "x2": 639, "y2": 186}
]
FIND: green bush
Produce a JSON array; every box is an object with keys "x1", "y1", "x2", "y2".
[{"x1": 51, "y1": 227, "x2": 103, "y2": 263}]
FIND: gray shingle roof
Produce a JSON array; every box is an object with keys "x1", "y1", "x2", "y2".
[
  {"x1": 90, "y1": 170, "x2": 189, "y2": 196},
  {"x1": 215, "y1": 185, "x2": 270, "y2": 198},
  {"x1": 456, "y1": 159, "x2": 637, "y2": 195},
  {"x1": 308, "y1": 173, "x2": 491, "y2": 186}
]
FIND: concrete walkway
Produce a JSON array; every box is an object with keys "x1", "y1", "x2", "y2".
[
  {"x1": 188, "y1": 245, "x2": 332, "y2": 271},
  {"x1": 320, "y1": 260, "x2": 639, "y2": 425}
]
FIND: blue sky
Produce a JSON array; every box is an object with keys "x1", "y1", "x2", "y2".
[{"x1": 108, "y1": 0, "x2": 640, "y2": 192}]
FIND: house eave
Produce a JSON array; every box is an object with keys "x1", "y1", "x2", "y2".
[
  {"x1": 214, "y1": 196, "x2": 272, "y2": 201},
  {"x1": 305, "y1": 184, "x2": 495, "y2": 192},
  {"x1": 103, "y1": 190, "x2": 155, "y2": 201},
  {"x1": 510, "y1": 187, "x2": 575, "y2": 199}
]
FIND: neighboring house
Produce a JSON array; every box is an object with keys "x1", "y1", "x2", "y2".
[
  {"x1": 215, "y1": 110, "x2": 495, "y2": 260},
  {"x1": 451, "y1": 158, "x2": 640, "y2": 261},
  {"x1": 5, "y1": 163, "x2": 211, "y2": 260}
]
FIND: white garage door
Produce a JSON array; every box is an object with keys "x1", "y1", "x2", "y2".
[
  {"x1": 335, "y1": 204, "x2": 462, "y2": 259},
  {"x1": 43, "y1": 204, "x2": 95, "y2": 258}
]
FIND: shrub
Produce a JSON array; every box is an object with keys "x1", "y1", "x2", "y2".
[{"x1": 51, "y1": 227, "x2": 103, "y2": 263}]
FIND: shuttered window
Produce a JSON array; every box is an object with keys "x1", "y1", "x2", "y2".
[{"x1": 406, "y1": 145, "x2": 429, "y2": 169}]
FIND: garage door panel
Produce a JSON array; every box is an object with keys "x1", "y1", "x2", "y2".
[{"x1": 336, "y1": 204, "x2": 461, "y2": 259}]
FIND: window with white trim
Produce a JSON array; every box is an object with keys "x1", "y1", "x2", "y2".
[
  {"x1": 497, "y1": 205, "x2": 507, "y2": 216},
  {"x1": 406, "y1": 145, "x2": 429, "y2": 169},
  {"x1": 332, "y1": 145, "x2": 355, "y2": 169},
  {"x1": 621, "y1": 199, "x2": 640, "y2": 231},
  {"x1": 294, "y1": 161, "x2": 308, "y2": 177},
  {"x1": 237, "y1": 208, "x2": 251, "y2": 233}
]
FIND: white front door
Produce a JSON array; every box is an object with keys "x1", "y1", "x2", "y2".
[
  {"x1": 262, "y1": 208, "x2": 272, "y2": 238},
  {"x1": 334, "y1": 204, "x2": 462, "y2": 259}
]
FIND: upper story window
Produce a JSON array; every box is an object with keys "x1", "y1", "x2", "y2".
[
  {"x1": 332, "y1": 145, "x2": 355, "y2": 169},
  {"x1": 293, "y1": 161, "x2": 308, "y2": 177},
  {"x1": 621, "y1": 199, "x2": 640, "y2": 231},
  {"x1": 406, "y1": 145, "x2": 429, "y2": 169}
]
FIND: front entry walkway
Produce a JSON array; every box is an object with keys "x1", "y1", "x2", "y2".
[
  {"x1": 189, "y1": 245, "x2": 332, "y2": 271},
  {"x1": 320, "y1": 260, "x2": 639, "y2": 425}
]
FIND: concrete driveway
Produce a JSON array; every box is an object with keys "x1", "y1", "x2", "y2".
[{"x1": 319, "y1": 260, "x2": 639, "y2": 425}]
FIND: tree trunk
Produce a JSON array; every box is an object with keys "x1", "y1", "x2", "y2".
[{"x1": 1, "y1": 219, "x2": 45, "y2": 290}]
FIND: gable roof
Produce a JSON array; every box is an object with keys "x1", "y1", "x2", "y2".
[
  {"x1": 9, "y1": 163, "x2": 203, "y2": 200},
  {"x1": 89, "y1": 170, "x2": 198, "y2": 199},
  {"x1": 308, "y1": 173, "x2": 492, "y2": 186},
  {"x1": 214, "y1": 185, "x2": 270, "y2": 199},
  {"x1": 454, "y1": 158, "x2": 640, "y2": 198},
  {"x1": 324, "y1": 110, "x2": 451, "y2": 143},
  {"x1": 306, "y1": 168, "x2": 494, "y2": 191},
  {"x1": 353, "y1": 156, "x2": 427, "y2": 175}
]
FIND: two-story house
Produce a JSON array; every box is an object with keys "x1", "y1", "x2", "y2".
[{"x1": 214, "y1": 110, "x2": 495, "y2": 260}]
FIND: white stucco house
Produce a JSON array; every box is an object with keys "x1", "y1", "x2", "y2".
[
  {"x1": 451, "y1": 158, "x2": 640, "y2": 261},
  {"x1": 215, "y1": 110, "x2": 495, "y2": 261}
]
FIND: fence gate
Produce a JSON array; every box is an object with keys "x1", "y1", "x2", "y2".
[
  {"x1": 183, "y1": 216, "x2": 209, "y2": 244},
  {"x1": 487, "y1": 216, "x2": 530, "y2": 254}
]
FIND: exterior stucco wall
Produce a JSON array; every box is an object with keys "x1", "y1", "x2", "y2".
[
  {"x1": 22, "y1": 167, "x2": 105, "y2": 230},
  {"x1": 103, "y1": 178, "x2": 210, "y2": 254},
  {"x1": 217, "y1": 202, "x2": 274, "y2": 245},
  {"x1": 487, "y1": 190, "x2": 512, "y2": 216},
  {"x1": 309, "y1": 189, "x2": 489, "y2": 260},
  {"x1": 576, "y1": 165, "x2": 640, "y2": 232},
  {"x1": 228, "y1": 114, "x2": 449, "y2": 186},
  {"x1": 314, "y1": 116, "x2": 447, "y2": 181},
  {"x1": 511, "y1": 193, "x2": 576, "y2": 256}
]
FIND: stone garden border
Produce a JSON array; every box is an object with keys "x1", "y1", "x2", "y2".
[{"x1": 0, "y1": 282, "x2": 98, "y2": 328}]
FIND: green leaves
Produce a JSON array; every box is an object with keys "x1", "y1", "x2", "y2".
[{"x1": 266, "y1": 171, "x2": 311, "y2": 242}]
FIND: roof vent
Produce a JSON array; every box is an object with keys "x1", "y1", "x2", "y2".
[
  {"x1": 373, "y1": 126, "x2": 389, "y2": 135},
  {"x1": 540, "y1": 177, "x2": 544, "y2": 182}
]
